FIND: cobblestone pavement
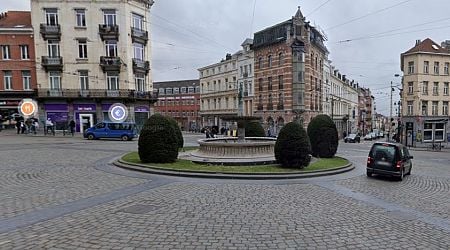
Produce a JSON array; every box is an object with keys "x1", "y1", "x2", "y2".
[{"x1": 0, "y1": 132, "x2": 449, "y2": 249}]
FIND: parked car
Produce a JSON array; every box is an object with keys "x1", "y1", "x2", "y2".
[
  {"x1": 366, "y1": 142, "x2": 413, "y2": 181},
  {"x1": 363, "y1": 134, "x2": 373, "y2": 140},
  {"x1": 84, "y1": 122, "x2": 137, "y2": 141},
  {"x1": 344, "y1": 133, "x2": 360, "y2": 143},
  {"x1": 370, "y1": 132, "x2": 378, "y2": 140}
]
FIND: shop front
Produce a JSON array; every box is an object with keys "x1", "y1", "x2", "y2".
[
  {"x1": 73, "y1": 104, "x2": 96, "y2": 132},
  {"x1": 0, "y1": 100, "x2": 21, "y2": 129},
  {"x1": 44, "y1": 104, "x2": 69, "y2": 130},
  {"x1": 134, "y1": 106, "x2": 149, "y2": 132}
]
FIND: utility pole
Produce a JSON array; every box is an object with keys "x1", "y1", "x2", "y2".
[{"x1": 388, "y1": 81, "x2": 393, "y2": 142}]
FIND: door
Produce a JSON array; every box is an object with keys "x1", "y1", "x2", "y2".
[{"x1": 79, "y1": 114, "x2": 94, "y2": 133}]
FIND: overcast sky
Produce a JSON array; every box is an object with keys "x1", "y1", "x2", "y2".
[{"x1": 4, "y1": 0, "x2": 450, "y2": 115}]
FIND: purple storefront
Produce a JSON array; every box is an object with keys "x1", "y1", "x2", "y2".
[
  {"x1": 73, "y1": 104, "x2": 97, "y2": 132},
  {"x1": 44, "y1": 104, "x2": 69, "y2": 130}
]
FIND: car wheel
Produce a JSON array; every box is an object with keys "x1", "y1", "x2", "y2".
[
  {"x1": 407, "y1": 166, "x2": 412, "y2": 175},
  {"x1": 366, "y1": 171, "x2": 373, "y2": 177},
  {"x1": 398, "y1": 168, "x2": 404, "y2": 181},
  {"x1": 121, "y1": 135, "x2": 129, "y2": 141},
  {"x1": 87, "y1": 134, "x2": 95, "y2": 140}
]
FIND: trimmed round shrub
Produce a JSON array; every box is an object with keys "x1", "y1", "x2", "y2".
[
  {"x1": 307, "y1": 114, "x2": 338, "y2": 158},
  {"x1": 166, "y1": 116, "x2": 184, "y2": 149},
  {"x1": 138, "y1": 114, "x2": 178, "y2": 163},
  {"x1": 244, "y1": 121, "x2": 265, "y2": 137},
  {"x1": 274, "y1": 121, "x2": 311, "y2": 168}
]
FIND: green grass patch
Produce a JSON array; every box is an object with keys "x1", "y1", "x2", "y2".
[{"x1": 121, "y1": 152, "x2": 349, "y2": 174}]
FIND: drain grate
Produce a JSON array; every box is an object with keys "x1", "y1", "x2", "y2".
[{"x1": 119, "y1": 204, "x2": 160, "y2": 214}]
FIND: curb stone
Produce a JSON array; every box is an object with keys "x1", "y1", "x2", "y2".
[{"x1": 113, "y1": 158, "x2": 354, "y2": 180}]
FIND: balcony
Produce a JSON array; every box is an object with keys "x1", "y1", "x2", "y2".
[
  {"x1": 41, "y1": 56, "x2": 63, "y2": 72},
  {"x1": 132, "y1": 59, "x2": 150, "y2": 75},
  {"x1": 100, "y1": 56, "x2": 122, "y2": 72},
  {"x1": 131, "y1": 27, "x2": 149, "y2": 44},
  {"x1": 40, "y1": 24, "x2": 61, "y2": 40},
  {"x1": 98, "y1": 24, "x2": 119, "y2": 41},
  {"x1": 37, "y1": 89, "x2": 159, "y2": 102}
]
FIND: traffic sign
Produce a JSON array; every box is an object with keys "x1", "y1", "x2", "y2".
[{"x1": 108, "y1": 103, "x2": 128, "y2": 123}]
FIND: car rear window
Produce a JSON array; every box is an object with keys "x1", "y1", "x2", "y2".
[{"x1": 370, "y1": 144, "x2": 397, "y2": 162}]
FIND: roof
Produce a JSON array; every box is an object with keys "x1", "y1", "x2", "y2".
[
  {"x1": 0, "y1": 11, "x2": 32, "y2": 29},
  {"x1": 402, "y1": 38, "x2": 449, "y2": 55},
  {"x1": 153, "y1": 79, "x2": 200, "y2": 88},
  {"x1": 241, "y1": 38, "x2": 253, "y2": 46}
]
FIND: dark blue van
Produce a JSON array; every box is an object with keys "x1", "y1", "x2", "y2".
[{"x1": 83, "y1": 122, "x2": 137, "y2": 141}]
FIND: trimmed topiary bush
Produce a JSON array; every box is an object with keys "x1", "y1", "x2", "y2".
[
  {"x1": 244, "y1": 121, "x2": 265, "y2": 137},
  {"x1": 166, "y1": 116, "x2": 184, "y2": 149},
  {"x1": 138, "y1": 114, "x2": 178, "y2": 163},
  {"x1": 307, "y1": 114, "x2": 338, "y2": 158},
  {"x1": 274, "y1": 121, "x2": 311, "y2": 168}
]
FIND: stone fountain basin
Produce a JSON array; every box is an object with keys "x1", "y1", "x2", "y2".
[{"x1": 189, "y1": 137, "x2": 277, "y2": 165}]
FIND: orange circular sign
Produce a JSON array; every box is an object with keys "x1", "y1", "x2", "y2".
[{"x1": 20, "y1": 101, "x2": 36, "y2": 116}]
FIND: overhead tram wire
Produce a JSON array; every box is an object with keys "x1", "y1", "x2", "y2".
[
  {"x1": 151, "y1": 13, "x2": 234, "y2": 52},
  {"x1": 250, "y1": 0, "x2": 257, "y2": 37},
  {"x1": 305, "y1": 0, "x2": 333, "y2": 18},
  {"x1": 325, "y1": 0, "x2": 414, "y2": 31}
]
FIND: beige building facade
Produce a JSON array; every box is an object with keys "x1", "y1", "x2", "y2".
[
  {"x1": 198, "y1": 53, "x2": 238, "y2": 129},
  {"x1": 31, "y1": 0, "x2": 155, "y2": 132},
  {"x1": 401, "y1": 38, "x2": 450, "y2": 145}
]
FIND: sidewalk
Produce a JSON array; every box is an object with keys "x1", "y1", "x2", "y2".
[
  {"x1": 406, "y1": 141, "x2": 450, "y2": 152},
  {"x1": 0, "y1": 128, "x2": 83, "y2": 138}
]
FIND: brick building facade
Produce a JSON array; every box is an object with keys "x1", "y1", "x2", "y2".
[
  {"x1": 253, "y1": 7, "x2": 327, "y2": 134},
  {"x1": 0, "y1": 11, "x2": 37, "y2": 126}
]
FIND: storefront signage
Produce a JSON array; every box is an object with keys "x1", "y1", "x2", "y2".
[
  {"x1": 135, "y1": 106, "x2": 149, "y2": 112},
  {"x1": 0, "y1": 100, "x2": 20, "y2": 106},
  {"x1": 74, "y1": 104, "x2": 96, "y2": 112}
]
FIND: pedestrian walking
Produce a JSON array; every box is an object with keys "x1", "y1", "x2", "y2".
[
  {"x1": 69, "y1": 120, "x2": 76, "y2": 136},
  {"x1": 16, "y1": 120, "x2": 20, "y2": 134}
]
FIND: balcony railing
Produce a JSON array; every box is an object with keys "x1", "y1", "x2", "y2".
[
  {"x1": 100, "y1": 56, "x2": 122, "y2": 72},
  {"x1": 132, "y1": 58, "x2": 150, "y2": 74},
  {"x1": 37, "y1": 89, "x2": 159, "y2": 102},
  {"x1": 131, "y1": 27, "x2": 149, "y2": 44},
  {"x1": 40, "y1": 24, "x2": 61, "y2": 40},
  {"x1": 41, "y1": 56, "x2": 63, "y2": 72},
  {"x1": 98, "y1": 24, "x2": 119, "y2": 41}
]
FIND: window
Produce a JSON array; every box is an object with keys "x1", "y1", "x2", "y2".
[
  {"x1": 22, "y1": 71, "x2": 31, "y2": 90},
  {"x1": 103, "y1": 9, "x2": 117, "y2": 26},
  {"x1": 45, "y1": 8, "x2": 58, "y2": 25},
  {"x1": 105, "y1": 41, "x2": 117, "y2": 57},
  {"x1": 279, "y1": 92, "x2": 284, "y2": 105},
  {"x1": 79, "y1": 71, "x2": 89, "y2": 90},
  {"x1": 278, "y1": 75, "x2": 283, "y2": 90},
  {"x1": 106, "y1": 72, "x2": 119, "y2": 90},
  {"x1": 422, "y1": 81, "x2": 428, "y2": 95},
  {"x1": 445, "y1": 62, "x2": 449, "y2": 75},
  {"x1": 268, "y1": 55, "x2": 272, "y2": 68},
  {"x1": 20, "y1": 45, "x2": 29, "y2": 59},
  {"x1": 132, "y1": 13, "x2": 144, "y2": 30},
  {"x1": 49, "y1": 72, "x2": 61, "y2": 89},
  {"x1": 47, "y1": 41, "x2": 60, "y2": 57},
  {"x1": 423, "y1": 61, "x2": 429, "y2": 74},
  {"x1": 258, "y1": 78, "x2": 263, "y2": 91},
  {"x1": 181, "y1": 87, "x2": 186, "y2": 93},
  {"x1": 407, "y1": 101, "x2": 413, "y2": 115},
  {"x1": 258, "y1": 57, "x2": 262, "y2": 69},
  {"x1": 188, "y1": 87, "x2": 194, "y2": 93},
  {"x1": 443, "y1": 101, "x2": 449, "y2": 116},
  {"x1": 407, "y1": 82, "x2": 413, "y2": 94},
  {"x1": 158, "y1": 88, "x2": 164, "y2": 95},
  {"x1": 135, "y1": 74, "x2": 145, "y2": 92},
  {"x1": 408, "y1": 61, "x2": 414, "y2": 74},
  {"x1": 421, "y1": 101, "x2": 428, "y2": 116},
  {"x1": 173, "y1": 87, "x2": 179, "y2": 94},
  {"x1": 444, "y1": 82, "x2": 449, "y2": 95},
  {"x1": 1, "y1": 45, "x2": 10, "y2": 60},
  {"x1": 434, "y1": 61, "x2": 439, "y2": 74},
  {"x1": 3, "y1": 71, "x2": 12, "y2": 90},
  {"x1": 240, "y1": 66, "x2": 243, "y2": 77},
  {"x1": 75, "y1": 9, "x2": 86, "y2": 27},
  {"x1": 268, "y1": 77, "x2": 272, "y2": 91},
  {"x1": 424, "y1": 122, "x2": 445, "y2": 142},
  {"x1": 133, "y1": 43, "x2": 144, "y2": 60},
  {"x1": 432, "y1": 101, "x2": 438, "y2": 116},
  {"x1": 165, "y1": 88, "x2": 173, "y2": 94},
  {"x1": 433, "y1": 82, "x2": 439, "y2": 96},
  {"x1": 78, "y1": 39, "x2": 88, "y2": 59}
]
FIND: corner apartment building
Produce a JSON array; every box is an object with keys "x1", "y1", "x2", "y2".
[
  {"x1": 358, "y1": 87, "x2": 374, "y2": 135},
  {"x1": 401, "y1": 38, "x2": 450, "y2": 145},
  {"x1": 323, "y1": 61, "x2": 359, "y2": 137},
  {"x1": 253, "y1": 7, "x2": 328, "y2": 133},
  {"x1": 153, "y1": 80, "x2": 201, "y2": 131},
  {"x1": 198, "y1": 53, "x2": 238, "y2": 128},
  {"x1": 236, "y1": 39, "x2": 254, "y2": 117},
  {"x1": 31, "y1": 0, "x2": 156, "y2": 132},
  {"x1": 0, "y1": 11, "x2": 37, "y2": 125}
]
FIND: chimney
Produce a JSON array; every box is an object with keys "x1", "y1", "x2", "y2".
[
  {"x1": 225, "y1": 53, "x2": 232, "y2": 60},
  {"x1": 415, "y1": 39, "x2": 421, "y2": 46}
]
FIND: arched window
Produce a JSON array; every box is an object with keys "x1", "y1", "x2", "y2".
[
  {"x1": 268, "y1": 55, "x2": 272, "y2": 68},
  {"x1": 278, "y1": 52, "x2": 283, "y2": 66}
]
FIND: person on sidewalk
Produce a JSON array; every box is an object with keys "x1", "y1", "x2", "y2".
[{"x1": 69, "y1": 120, "x2": 76, "y2": 136}]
